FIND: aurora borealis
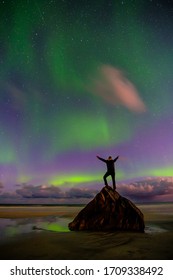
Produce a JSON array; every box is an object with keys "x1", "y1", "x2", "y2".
[{"x1": 1, "y1": 0, "x2": 173, "y2": 203}]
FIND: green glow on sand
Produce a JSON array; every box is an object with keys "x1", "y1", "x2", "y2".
[{"x1": 45, "y1": 223, "x2": 69, "y2": 232}]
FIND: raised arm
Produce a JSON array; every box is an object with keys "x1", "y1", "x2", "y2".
[
  {"x1": 96, "y1": 156, "x2": 106, "y2": 163},
  {"x1": 113, "y1": 156, "x2": 119, "y2": 162}
]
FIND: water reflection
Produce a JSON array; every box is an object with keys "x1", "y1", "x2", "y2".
[
  {"x1": 0, "y1": 216, "x2": 70, "y2": 242},
  {"x1": 145, "y1": 225, "x2": 168, "y2": 234}
]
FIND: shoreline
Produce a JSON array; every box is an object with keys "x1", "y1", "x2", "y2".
[{"x1": 1, "y1": 204, "x2": 173, "y2": 220}]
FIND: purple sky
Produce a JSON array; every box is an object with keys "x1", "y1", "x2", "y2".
[{"x1": 0, "y1": 1, "x2": 173, "y2": 203}]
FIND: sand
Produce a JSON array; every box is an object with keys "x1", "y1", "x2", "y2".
[{"x1": 0, "y1": 205, "x2": 173, "y2": 260}]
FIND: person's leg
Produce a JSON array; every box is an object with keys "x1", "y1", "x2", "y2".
[
  {"x1": 103, "y1": 172, "x2": 109, "y2": 186},
  {"x1": 111, "y1": 173, "x2": 116, "y2": 190}
]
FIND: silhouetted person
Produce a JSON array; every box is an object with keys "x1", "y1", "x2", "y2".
[{"x1": 97, "y1": 155, "x2": 119, "y2": 190}]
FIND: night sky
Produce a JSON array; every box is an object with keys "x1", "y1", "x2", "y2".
[{"x1": 0, "y1": 0, "x2": 173, "y2": 203}]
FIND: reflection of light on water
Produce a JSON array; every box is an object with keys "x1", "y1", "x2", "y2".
[
  {"x1": 33, "y1": 218, "x2": 70, "y2": 232},
  {"x1": 145, "y1": 225, "x2": 168, "y2": 234},
  {"x1": 45, "y1": 222, "x2": 69, "y2": 232},
  {"x1": 0, "y1": 216, "x2": 70, "y2": 242}
]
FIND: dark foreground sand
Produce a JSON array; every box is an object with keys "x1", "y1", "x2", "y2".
[{"x1": 0, "y1": 205, "x2": 173, "y2": 260}]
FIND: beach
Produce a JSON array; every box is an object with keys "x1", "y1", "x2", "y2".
[{"x1": 0, "y1": 204, "x2": 173, "y2": 260}]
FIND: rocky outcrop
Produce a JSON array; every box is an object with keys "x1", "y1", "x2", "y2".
[{"x1": 68, "y1": 186, "x2": 145, "y2": 232}]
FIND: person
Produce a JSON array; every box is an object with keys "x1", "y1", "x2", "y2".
[{"x1": 96, "y1": 155, "x2": 119, "y2": 190}]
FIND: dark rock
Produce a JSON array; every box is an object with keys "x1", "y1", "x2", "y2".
[{"x1": 68, "y1": 186, "x2": 145, "y2": 232}]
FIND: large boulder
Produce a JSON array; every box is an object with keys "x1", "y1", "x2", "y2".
[{"x1": 68, "y1": 186, "x2": 145, "y2": 232}]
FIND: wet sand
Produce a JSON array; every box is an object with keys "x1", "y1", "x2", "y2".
[{"x1": 0, "y1": 204, "x2": 173, "y2": 260}]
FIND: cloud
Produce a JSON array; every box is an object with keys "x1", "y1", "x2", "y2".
[
  {"x1": 0, "y1": 192, "x2": 19, "y2": 199},
  {"x1": 1, "y1": 177, "x2": 173, "y2": 204},
  {"x1": 119, "y1": 177, "x2": 173, "y2": 201},
  {"x1": 16, "y1": 185, "x2": 65, "y2": 199},
  {"x1": 91, "y1": 65, "x2": 146, "y2": 113},
  {"x1": 0, "y1": 191, "x2": 22, "y2": 204},
  {"x1": 15, "y1": 183, "x2": 98, "y2": 200},
  {"x1": 65, "y1": 187, "x2": 96, "y2": 199}
]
